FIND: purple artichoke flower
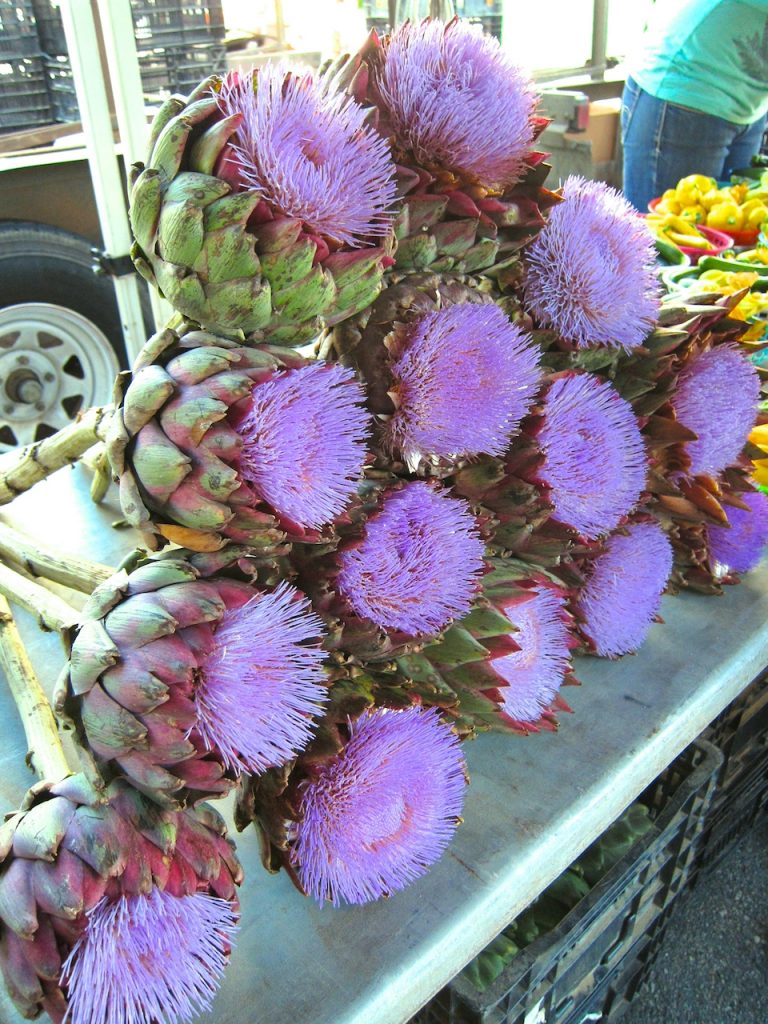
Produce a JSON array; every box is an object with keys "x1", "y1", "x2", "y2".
[
  {"x1": 670, "y1": 345, "x2": 760, "y2": 478},
  {"x1": 236, "y1": 361, "x2": 371, "y2": 531},
  {"x1": 336, "y1": 481, "x2": 485, "y2": 636},
  {"x1": 0, "y1": 776, "x2": 241, "y2": 1024},
  {"x1": 575, "y1": 520, "x2": 673, "y2": 657},
  {"x1": 195, "y1": 581, "x2": 329, "y2": 775},
  {"x1": 375, "y1": 18, "x2": 538, "y2": 189},
  {"x1": 292, "y1": 706, "x2": 466, "y2": 905},
  {"x1": 708, "y1": 490, "x2": 768, "y2": 573},
  {"x1": 524, "y1": 176, "x2": 661, "y2": 350},
  {"x1": 384, "y1": 302, "x2": 542, "y2": 469},
  {"x1": 61, "y1": 890, "x2": 238, "y2": 1024},
  {"x1": 537, "y1": 373, "x2": 647, "y2": 539},
  {"x1": 218, "y1": 65, "x2": 397, "y2": 246},
  {"x1": 494, "y1": 586, "x2": 573, "y2": 725}
]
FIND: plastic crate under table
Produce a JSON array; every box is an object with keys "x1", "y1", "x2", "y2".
[
  {"x1": 702, "y1": 668, "x2": 768, "y2": 788},
  {"x1": 411, "y1": 740, "x2": 722, "y2": 1024},
  {"x1": 698, "y1": 742, "x2": 768, "y2": 872},
  {"x1": 696, "y1": 670, "x2": 768, "y2": 872}
]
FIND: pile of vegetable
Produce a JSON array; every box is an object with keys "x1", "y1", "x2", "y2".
[
  {"x1": 647, "y1": 210, "x2": 714, "y2": 253},
  {"x1": 460, "y1": 804, "x2": 654, "y2": 992},
  {"x1": 654, "y1": 173, "x2": 768, "y2": 234}
]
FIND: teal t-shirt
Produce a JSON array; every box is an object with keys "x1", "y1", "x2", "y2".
[{"x1": 630, "y1": 0, "x2": 768, "y2": 125}]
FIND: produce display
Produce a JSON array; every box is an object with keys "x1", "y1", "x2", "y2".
[
  {"x1": 0, "y1": 17, "x2": 765, "y2": 1024},
  {"x1": 653, "y1": 173, "x2": 768, "y2": 234},
  {"x1": 647, "y1": 208, "x2": 720, "y2": 253},
  {"x1": 719, "y1": 245, "x2": 768, "y2": 265},
  {"x1": 665, "y1": 265, "x2": 768, "y2": 341}
]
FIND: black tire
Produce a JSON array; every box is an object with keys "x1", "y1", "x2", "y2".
[{"x1": 0, "y1": 221, "x2": 128, "y2": 365}]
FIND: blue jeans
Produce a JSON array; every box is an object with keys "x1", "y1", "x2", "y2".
[{"x1": 620, "y1": 76, "x2": 767, "y2": 210}]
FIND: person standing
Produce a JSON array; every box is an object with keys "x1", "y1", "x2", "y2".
[{"x1": 621, "y1": 0, "x2": 768, "y2": 210}]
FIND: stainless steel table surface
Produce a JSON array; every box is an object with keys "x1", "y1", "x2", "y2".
[{"x1": 0, "y1": 466, "x2": 766, "y2": 1024}]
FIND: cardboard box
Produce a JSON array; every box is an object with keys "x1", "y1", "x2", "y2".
[{"x1": 583, "y1": 97, "x2": 622, "y2": 163}]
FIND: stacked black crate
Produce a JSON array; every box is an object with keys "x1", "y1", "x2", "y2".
[
  {"x1": 131, "y1": 0, "x2": 227, "y2": 102},
  {"x1": 364, "y1": 0, "x2": 390, "y2": 36},
  {"x1": 457, "y1": 0, "x2": 503, "y2": 41},
  {"x1": 698, "y1": 671, "x2": 768, "y2": 870},
  {"x1": 32, "y1": 0, "x2": 227, "y2": 122},
  {"x1": 0, "y1": 0, "x2": 52, "y2": 133}
]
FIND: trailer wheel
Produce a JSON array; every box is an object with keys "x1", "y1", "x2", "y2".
[{"x1": 0, "y1": 222, "x2": 128, "y2": 450}]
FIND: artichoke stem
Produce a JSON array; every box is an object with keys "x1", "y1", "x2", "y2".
[
  {"x1": 82, "y1": 442, "x2": 112, "y2": 505},
  {"x1": 0, "y1": 595, "x2": 71, "y2": 781},
  {"x1": 0, "y1": 562, "x2": 80, "y2": 636},
  {"x1": 0, "y1": 521, "x2": 113, "y2": 595},
  {"x1": 0, "y1": 404, "x2": 113, "y2": 506}
]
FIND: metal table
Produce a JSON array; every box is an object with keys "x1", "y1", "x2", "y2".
[{"x1": 1, "y1": 466, "x2": 767, "y2": 1024}]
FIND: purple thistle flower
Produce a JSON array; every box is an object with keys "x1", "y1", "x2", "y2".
[
  {"x1": 524, "y1": 176, "x2": 661, "y2": 350},
  {"x1": 375, "y1": 19, "x2": 538, "y2": 189},
  {"x1": 384, "y1": 303, "x2": 542, "y2": 469},
  {"x1": 336, "y1": 481, "x2": 485, "y2": 636},
  {"x1": 292, "y1": 706, "x2": 466, "y2": 905},
  {"x1": 537, "y1": 374, "x2": 647, "y2": 539},
  {"x1": 670, "y1": 345, "x2": 760, "y2": 478},
  {"x1": 195, "y1": 582, "x2": 328, "y2": 774},
  {"x1": 61, "y1": 890, "x2": 239, "y2": 1024},
  {"x1": 708, "y1": 490, "x2": 768, "y2": 573},
  {"x1": 493, "y1": 586, "x2": 573, "y2": 724},
  {"x1": 218, "y1": 66, "x2": 397, "y2": 246},
  {"x1": 575, "y1": 521, "x2": 673, "y2": 658},
  {"x1": 236, "y1": 361, "x2": 371, "y2": 530}
]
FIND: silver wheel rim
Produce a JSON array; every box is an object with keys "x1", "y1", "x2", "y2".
[{"x1": 0, "y1": 303, "x2": 119, "y2": 451}]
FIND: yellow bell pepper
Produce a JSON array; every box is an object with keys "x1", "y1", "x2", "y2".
[
  {"x1": 677, "y1": 174, "x2": 717, "y2": 194},
  {"x1": 746, "y1": 206, "x2": 767, "y2": 231},
  {"x1": 699, "y1": 189, "x2": 720, "y2": 211},
  {"x1": 675, "y1": 183, "x2": 701, "y2": 208},
  {"x1": 680, "y1": 205, "x2": 707, "y2": 226},
  {"x1": 707, "y1": 201, "x2": 744, "y2": 230}
]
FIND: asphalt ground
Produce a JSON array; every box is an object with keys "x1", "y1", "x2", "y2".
[{"x1": 622, "y1": 816, "x2": 768, "y2": 1024}]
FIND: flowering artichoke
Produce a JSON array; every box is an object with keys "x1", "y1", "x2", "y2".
[
  {"x1": 326, "y1": 18, "x2": 559, "y2": 281},
  {"x1": 610, "y1": 293, "x2": 762, "y2": 570},
  {"x1": 523, "y1": 176, "x2": 661, "y2": 351},
  {"x1": 486, "y1": 581, "x2": 577, "y2": 731},
  {"x1": 130, "y1": 66, "x2": 397, "y2": 344},
  {"x1": 60, "y1": 552, "x2": 328, "y2": 807},
  {"x1": 570, "y1": 519, "x2": 673, "y2": 657},
  {"x1": 533, "y1": 373, "x2": 648, "y2": 540},
  {"x1": 708, "y1": 489, "x2": 768, "y2": 574},
  {"x1": 0, "y1": 773, "x2": 241, "y2": 1024},
  {"x1": 236, "y1": 705, "x2": 465, "y2": 905},
  {"x1": 391, "y1": 566, "x2": 579, "y2": 735},
  {"x1": 445, "y1": 370, "x2": 648, "y2": 549},
  {"x1": 108, "y1": 324, "x2": 371, "y2": 551},
  {"x1": 294, "y1": 478, "x2": 486, "y2": 664},
  {"x1": 669, "y1": 344, "x2": 760, "y2": 478},
  {"x1": 330, "y1": 273, "x2": 541, "y2": 473},
  {"x1": 665, "y1": 479, "x2": 767, "y2": 593}
]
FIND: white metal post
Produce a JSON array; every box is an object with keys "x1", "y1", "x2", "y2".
[
  {"x1": 94, "y1": 0, "x2": 146, "y2": 167},
  {"x1": 95, "y1": 0, "x2": 173, "y2": 330},
  {"x1": 59, "y1": 0, "x2": 147, "y2": 364}
]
